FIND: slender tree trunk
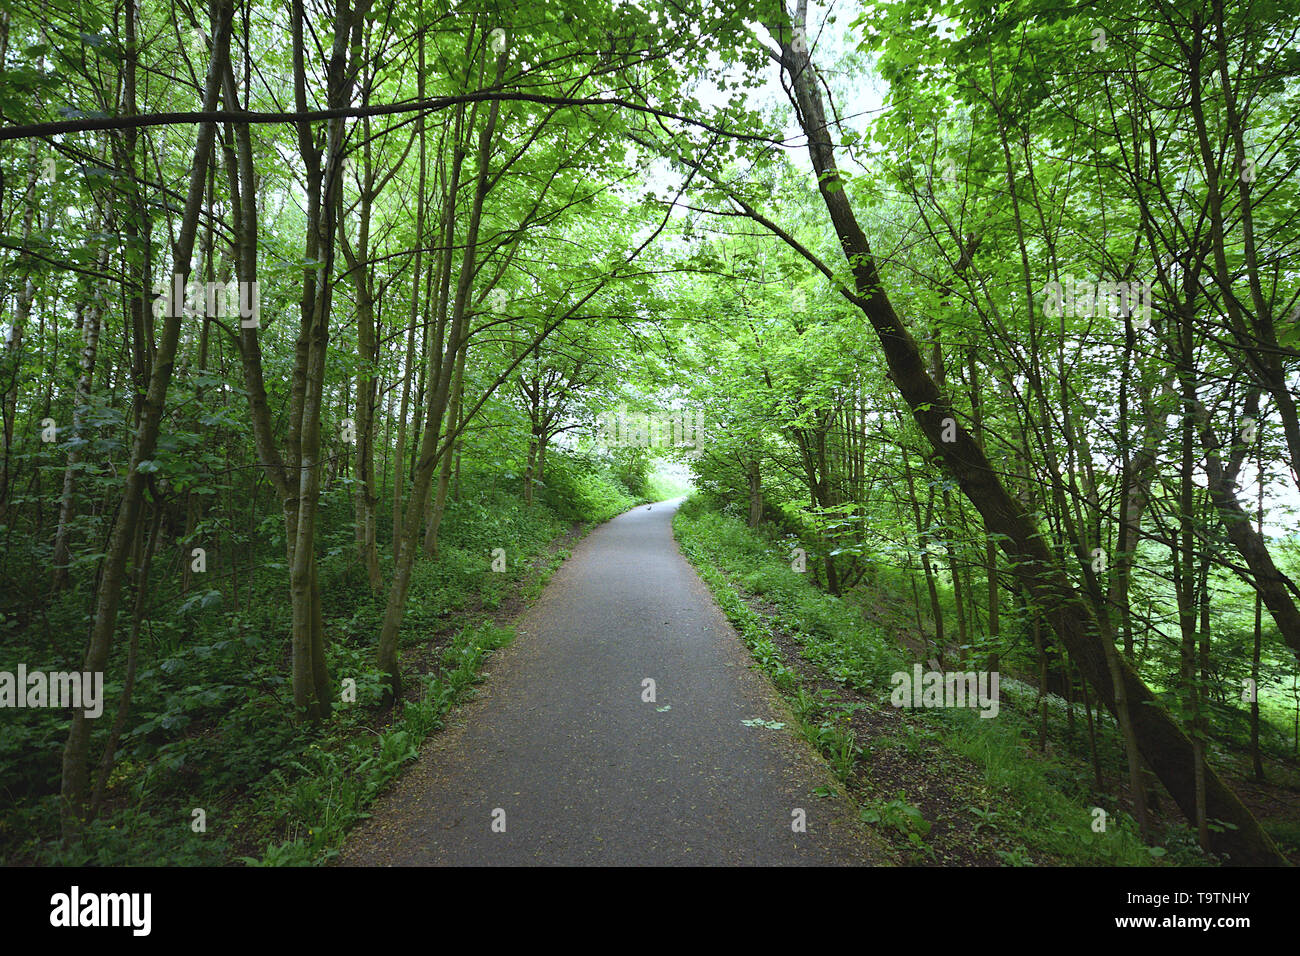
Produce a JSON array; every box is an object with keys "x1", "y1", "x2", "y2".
[
  {"x1": 0, "y1": 136, "x2": 40, "y2": 521},
  {"x1": 903, "y1": 445, "x2": 944, "y2": 662},
  {"x1": 377, "y1": 41, "x2": 505, "y2": 699},
  {"x1": 425, "y1": 348, "x2": 462, "y2": 558},
  {"x1": 968, "y1": 346, "x2": 999, "y2": 668},
  {"x1": 61, "y1": 0, "x2": 235, "y2": 839},
  {"x1": 748, "y1": 459, "x2": 763, "y2": 527},
  {"x1": 1251, "y1": 449, "x2": 1265, "y2": 780},
  {"x1": 395, "y1": 17, "x2": 430, "y2": 564},
  {"x1": 51, "y1": 249, "x2": 108, "y2": 588},
  {"x1": 89, "y1": 504, "x2": 161, "y2": 819}
]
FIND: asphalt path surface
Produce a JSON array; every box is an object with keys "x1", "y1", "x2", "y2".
[{"x1": 340, "y1": 498, "x2": 882, "y2": 866}]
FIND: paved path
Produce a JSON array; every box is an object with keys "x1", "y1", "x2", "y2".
[{"x1": 340, "y1": 498, "x2": 883, "y2": 866}]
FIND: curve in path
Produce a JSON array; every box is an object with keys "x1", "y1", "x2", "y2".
[{"x1": 340, "y1": 498, "x2": 883, "y2": 866}]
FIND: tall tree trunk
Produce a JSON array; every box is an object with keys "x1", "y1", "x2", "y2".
[
  {"x1": 61, "y1": 0, "x2": 235, "y2": 840},
  {"x1": 425, "y1": 346, "x2": 463, "y2": 558},
  {"x1": 51, "y1": 245, "x2": 109, "y2": 588},
  {"x1": 339, "y1": 116, "x2": 382, "y2": 591},
  {"x1": 968, "y1": 346, "x2": 999, "y2": 668},
  {"x1": 377, "y1": 39, "x2": 506, "y2": 699},
  {"x1": 1251, "y1": 448, "x2": 1265, "y2": 780},
  {"x1": 902, "y1": 444, "x2": 944, "y2": 662},
  {"x1": 395, "y1": 15, "x2": 431, "y2": 564},
  {"x1": 89, "y1": 504, "x2": 161, "y2": 820},
  {"x1": 0, "y1": 136, "x2": 40, "y2": 521}
]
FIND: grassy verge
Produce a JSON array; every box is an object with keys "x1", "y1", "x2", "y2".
[{"x1": 673, "y1": 495, "x2": 1207, "y2": 866}]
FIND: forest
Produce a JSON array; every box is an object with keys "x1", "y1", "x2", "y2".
[{"x1": 0, "y1": 0, "x2": 1298, "y2": 870}]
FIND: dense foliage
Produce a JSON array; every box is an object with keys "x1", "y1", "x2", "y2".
[{"x1": 0, "y1": 0, "x2": 1296, "y2": 864}]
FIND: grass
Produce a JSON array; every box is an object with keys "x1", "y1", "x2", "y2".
[{"x1": 673, "y1": 494, "x2": 1207, "y2": 866}]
